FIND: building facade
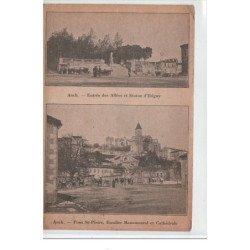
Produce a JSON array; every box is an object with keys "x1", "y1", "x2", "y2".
[
  {"x1": 161, "y1": 147, "x2": 187, "y2": 161},
  {"x1": 129, "y1": 123, "x2": 161, "y2": 156},
  {"x1": 110, "y1": 155, "x2": 139, "y2": 171},
  {"x1": 45, "y1": 115, "x2": 62, "y2": 205},
  {"x1": 126, "y1": 58, "x2": 182, "y2": 77},
  {"x1": 180, "y1": 44, "x2": 189, "y2": 75},
  {"x1": 57, "y1": 57, "x2": 111, "y2": 74},
  {"x1": 115, "y1": 137, "x2": 129, "y2": 147},
  {"x1": 129, "y1": 123, "x2": 143, "y2": 155},
  {"x1": 179, "y1": 153, "x2": 188, "y2": 187},
  {"x1": 88, "y1": 165, "x2": 124, "y2": 179}
]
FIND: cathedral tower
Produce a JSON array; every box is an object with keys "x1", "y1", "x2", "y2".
[
  {"x1": 135, "y1": 122, "x2": 142, "y2": 137},
  {"x1": 135, "y1": 122, "x2": 143, "y2": 154}
]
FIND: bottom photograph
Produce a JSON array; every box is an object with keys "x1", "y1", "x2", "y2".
[{"x1": 44, "y1": 104, "x2": 191, "y2": 231}]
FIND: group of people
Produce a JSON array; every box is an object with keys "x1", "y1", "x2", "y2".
[
  {"x1": 112, "y1": 177, "x2": 134, "y2": 188},
  {"x1": 93, "y1": 66, "x2": 102, "y2": 77}
]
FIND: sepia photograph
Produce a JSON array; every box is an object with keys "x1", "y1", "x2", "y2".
[
  {"x1": 44, "y1": 5, "x2": 193, "y2": 88},
  {"x1": 45, "y1": 104, "x2": 189, "y2": 215}
]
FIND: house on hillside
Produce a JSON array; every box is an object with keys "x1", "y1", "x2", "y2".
[
  {"x1": 131, "y1": 166, "x2": 169, "y2": 184},
  {"x1": 110, "y1": 155, "x2": 139, "y2": 170},
  {"x1": 131, "y1": 163, "x2": 182, "y2": 185},
  {"x1": 161, "y1": 147, "x2": 188, "y2": 161},
  {"x1": 88, "y1": 165, "x2": 125, "y2": 179},
  {"x1": 179, "y1": 152, "x2": 188, "y2": 188}
]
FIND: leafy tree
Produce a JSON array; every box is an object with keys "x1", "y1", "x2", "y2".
[
  {"x1": 47, "y1": 28, "x2": 74, "y2": 71},
  {"x1": 113, "y1": 45, "x2": 152, "y2": 63},
  {"x1": 113, "y1": 32, "x2": 123, "y2": 49},
  {"x1": 138, "y1": 151, "x2": 160, "y2": 168},
  {"x1": 93, "y1": 143, "x2": 100, "y2": 148},
  {"x1": 138, "y1": 151, "x2": 174, "y2": 169},
  {"x1": 143, "y1": 47, "x2": 153, "y2": 60},
  {"x1": 98, "y1": 34, "x2": 113, "y2": 63},
  {"x1": 143, "y1": 137, "x2": 151, "y2": 151},
  {"x1": 74, "y1": 28, "x2": 97, "y2": 59},
  {"x1": 46, "y1": 28, "x2": 153, "y2": 71},
  {"x1": 58, "y1": 137, "x2": 90, "y2": 177}
]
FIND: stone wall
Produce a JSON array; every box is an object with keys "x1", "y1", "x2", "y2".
[{"x1": 45, "y1": 123, "x2": 59, "y2": 204}]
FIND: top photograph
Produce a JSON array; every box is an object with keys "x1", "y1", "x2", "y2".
[{"x1": 44, "y1": 5, "x2": 194, "y2": 88}]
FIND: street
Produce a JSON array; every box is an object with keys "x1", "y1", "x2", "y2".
[
  {"x1": 45, "y1": 74, "x2": 188, "y2": 88},
  {"x1": 46, "y1": 184, "x2": 187, "y2": 215}
]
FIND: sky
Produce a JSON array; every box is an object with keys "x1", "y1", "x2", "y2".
[
  {"x1": 47, "y1": 105, "x2": 189, "y2": 151},
  {"x1": 46, "y1": 12, "x2": 189, "y2": 62}
]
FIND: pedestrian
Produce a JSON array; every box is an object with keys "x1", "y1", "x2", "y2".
[
  {"x1": 93, "y1": 66, "x2": 97, "y2": 77},
  {"x1": 112, "y1": 179, "x2": 115, "y2": 188},
  {"x1": 128, "y1": 67, "x2": 131, "y2": 77},
  {"x1": 98, "y1": 66, "x2": 101, "y2": 77}
]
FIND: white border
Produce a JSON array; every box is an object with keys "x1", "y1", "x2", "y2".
[{"x1": 43, "y1": 0, "x2": 207, "y2": 239}]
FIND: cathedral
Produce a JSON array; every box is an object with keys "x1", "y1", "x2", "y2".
[
  {"x1": 129, "y1": 123, "x2": 143, "y2": 155},
  {"x1": 129, "y1": 123, "x2": 161, "y2": 156},
  {"x1": 105, "y1": 122, "x2": 161, "y2": 156}
]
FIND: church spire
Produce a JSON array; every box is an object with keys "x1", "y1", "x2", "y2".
[{"x1": 135, "y1": 122, "x2": 142, "y2": 130}]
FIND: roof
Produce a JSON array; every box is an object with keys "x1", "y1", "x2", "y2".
[
  {"x1": 179, "y1": 153, "x2": 188, "y2": 160},
  {"x1": 101, "y1": 174, "x2": 123, "y2": 178},
  {"x1": 47, "y1": 115, "x2": 62, "y2": 128},
  {"x1": 72, "y1": 135, "x2": 82, "y2": 138},
  {"x1": 88, "y1": 165, "x2": 125, "y2": 170},
  {"x1": 135, "y1": 122, "x2": 142, "y2": 130},
  {"x1": 163, "y1": 147, "x2": 188, "y2": 153},
  {"x1": 133, "y1": 166, "x2": 168, "y2": 173}
]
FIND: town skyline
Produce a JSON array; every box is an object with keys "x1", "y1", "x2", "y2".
[{"x1": 47, "y1": 105, "x2": 189, "y2": 151}]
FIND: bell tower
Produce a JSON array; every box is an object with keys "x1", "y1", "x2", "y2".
[
  {"x1": 135, "y1": 122, "x2": 143, "y2": 154},
  {"x1": 135, "y1": 122, "x2": 142, "y2": 137}
]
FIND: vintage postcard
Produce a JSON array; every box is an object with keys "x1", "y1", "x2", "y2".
[
  {"x1": 44, "y1": 4, "x2": 194, "y2": 88},
  {"x1": 44, "y1": 4, "x2": 194, "y2": 232}
]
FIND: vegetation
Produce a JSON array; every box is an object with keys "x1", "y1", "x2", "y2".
[
  {"x1": 47, "y1": 28, "x2": 152, "y2": 71},
  {"x1": 138, "y1": 151, "x2": 174, "y2": 169},
  {"x1": 58, "y1": 138, "x2": 113, "y2": 177},
  {"x1": 58, "y1": 142, "x2": 89, "y2": 177}
]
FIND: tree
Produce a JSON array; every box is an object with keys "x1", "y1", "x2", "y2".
[
  {"x1": 113, "y1": 45, "x2": 153, "y2": 63},
  {"x1": 110, "y1": 145, "x2": 131, "y2": 152},
  {"x1": 74, "y1": 28, "x2": 97, "y2": 59},
  {"x1": 99, "y1": 34, "x2": 113, "y2": 63},
  {"x1": 47, "y1": 28, "x2": 74, "y2": 71},
  {"x1": 113, "y1": 32, "x2": 123, "y2": 49},
  {"x1": 93, "y1": 143, "x2": 100, "y2": 148},
  {"x1": 58, "y1": 136, "x2": 90, "y2": 177},
  {"x1": 46, "y1": 28, "x2": 153, "y2": 71},
  {"x1": 143, "y1": 137, "x2": 151, "y2": 151},
  {"x1": 143, "y1": 47, "x2": 153, "y2": 60},
  {"x1": 138, "y1": 151, "x2": 160, "y2": 168}
]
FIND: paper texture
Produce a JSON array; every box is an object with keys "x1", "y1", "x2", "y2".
[{"x1": 44, "y1": 4, "x2": 194, "y2": 231}]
